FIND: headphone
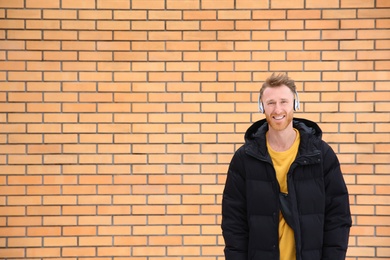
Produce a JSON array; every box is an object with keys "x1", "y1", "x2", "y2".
[{"x1": 258, "y1": 90, "x2": 300, "y2": 113}]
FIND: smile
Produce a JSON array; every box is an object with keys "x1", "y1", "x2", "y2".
[{"x1": 273, "y1": 115, "x2": 285, "y2": 120}]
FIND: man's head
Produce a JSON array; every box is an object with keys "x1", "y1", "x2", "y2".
[
  {"x1": 259, "y1": 73, "x2": 298, "y2": 131},
  {"x1": 258, "y1": 73, "x2": 299, "y2": 113}
]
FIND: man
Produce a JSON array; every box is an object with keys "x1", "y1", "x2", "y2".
[{"x1": 221, "y1": 73, "x2": 352, "y2": 260}]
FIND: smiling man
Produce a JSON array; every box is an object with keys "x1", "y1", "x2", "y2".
[{"x1": 221, "y1": 73, "x2": 352, "y2": 260}]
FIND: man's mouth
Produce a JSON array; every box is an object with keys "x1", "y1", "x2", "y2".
[{"x1": 273, "y1": 115, "x2": 285, "y2": 120}]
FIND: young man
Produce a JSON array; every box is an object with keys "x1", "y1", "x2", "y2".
[{"x1": 221, "y1": 73, "x2": 352, "y2": 260}]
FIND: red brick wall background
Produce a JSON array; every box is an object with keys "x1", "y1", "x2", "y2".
[{"x1": 1, "y1": 0, "x2": 389, "y2": 259}]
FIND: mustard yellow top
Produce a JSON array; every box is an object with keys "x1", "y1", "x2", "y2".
[{"x1": 267, "y1": 128, "x2": 300, "y2": 260}]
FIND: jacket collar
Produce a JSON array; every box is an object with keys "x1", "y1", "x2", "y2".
[{"x1": 244, "y1": 118, "x2": 322, "y2": 159}]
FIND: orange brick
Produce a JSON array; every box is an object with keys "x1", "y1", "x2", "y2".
[
  {"x1": 358, "y1": 29, "x2": 390, "y2": 39},
  {"x1": 307, "y1": 0, "x2": 339, "y2": 8},
  {"x1": 202, "y1": 0, "x2": 234, "y2": 9},
  {"x1": 167, "y1": 205, "x2": 200, "y2": 215},
  {"x1": 271, "y1": 0, "x2": 304, "y2": 8},
  {"x1": 287, "y1": 30, "x2": 320, "y2": 40},
  {"x1": 8, "y1": 195, "x2": 40, "y2": 205},
  {"x1": 44, "y1": 237, "x2": 77, "y2": 247},
  {"x1": 0, "y1": 206, "x2": 25, "y2": 216},
  {"x1": 113, "y1": 215, "x2": 147, "y2": 225},
  {"x1": 200, "y1": 41, "x2": 233, "y2": 52},
  {"x1": 183, "y1": 10, "x2": 215, "y2": 20},
  {"x1": 168, "y1": 184, "x2": 200, "y2": 194},
  {"x1": 114, "y1": 133, "x2": 148, "y2": 144},
  {"x1": 101, "y1": 247, "x2": 133, "y2": 257},
  {"x1": 14, "y1": 215, "x2": 47, "y2": 227},
  {"x1": 183, "y1": 214, "x2": 216, "y2": 225},
  {"x1": 167, "y1": 21, "x2": 200, "y2": 30},
  {"x1": 0, "y1": 248, "x2": 25, "y2": 258},
  {"x1": 0, "y1": 0, "x2": 22, "y2": 7},
  {"x1": 375, "y1": 144, "x2": 390, "y2": 153},
  {"x1": 235, "y1": 61, "x2": 268, "y2": 71},
  {"x1": 340, "y1": 61, "x2": 374, "y2": 71},
  {"x1": 0, "y1": 61, "x2": 25, "y2": 70},
  {"x1": 183, "y1": 195, "x2": 215, "y2": 205},
  {"x1": 62, "y1": 0, "x2": 95, "y2": 8},
  {"x1": 132, "y1": 164, "x2": 165, "y2": 174},
  {"x1": 0, "y1": 165, "x2": 25, "y2": 175},
  {"x1": 167, "y1": 225, "x2": 200, "y2": 235},
  {"x1": 63, "y1": 226, "x2": 96, "y2": 236},
  {"x1": 343, "y1": 0, "x2": 375, "y2": 7},
  {"x1": 26, "y1": 20, "x2": 60, "y2": 30},
  {"x1": 27, "y1": 226, "x2": 61, "y2": 236},
  {"x1": 132, "y1": 184, "x2": 166, "y2": 195},
  {"x1": 167, "y1": 245, "x2": 200, "y2": 256},
  {"x1": 146, "y1": 11, "x2": 177, "y2": 21},
  {"x1": 132, "y1": 0, "x2": 165, "y2": 9},
  {"x1": 149, "y1": 236, "x2": 181, "y2": 246},
  {"x1": 357, "y1": 153, "x2": 390, "y2": 164},
  {"x1": 133, "y1": 205, "x2": 166, "y2": 215},
  {"x1": 79, "y1": 31, "x2": 113, "y2": 41},
  {"x1": 6, "y1": 50, "x2": 39, "y2": 61},
  {"x1": 8, "y1": 30, "x2": 42, "y2": 40},
  {"x1": 80, "y1": 236, "x2": 112, "y2": 247},
  {"x1": 358, "y1": 50, "x2": 390, "y2": 61},
  {"x1": 98, "y1": 143, "x2": 130, "y2": 153},
  {"x1": 62, "y1": 247, "x2": 96, "y2": 257},
  {"x1": 182, "y1": 72, "x2": 215, "y2": 82},
  {"x1": 97, "y1": 185, "x2": 130, "y2": 195},
  {"x1": 81, "y1": 10, "x2": 113, "y2": 19},
  {"x1": 79, "y1": 216, "x2": 112, "y2": 225},
  {"x1": 376, "y1": 61, "x2": 390, "y2": 70},
  {"x1": 148, "y1": 195, "x2": 181, "y2": 205},
  {"x1": 359, "y1": 8, "x2": 390, "y2": 18},
  {"x1": 97, "y1": 205, "x2": 131, "y2": 215},
  {"x1": 115, "y1": 154, "x2": 146, "y2": 164},
  {"x1": 377, "y1": 226, "x2": 390, "y2": 237},
  {"x1": 341, "y1": 19, "x2": 375, "y2": 29},
  {"x1": 97, "y1": 0, "x2": 130, "y2": 9},
  {"x1": 166, "y1": 165, "x2": 199, "y2": 175},
  {"x1": 100, "y1": 226, "x2": 131, "y2": 236},
  {"x1": 377, "y1": 20, "x2": 390, "y2": 29},
  {"x1": 43, "y1": 10, "x2": 77, "y2": 19}
]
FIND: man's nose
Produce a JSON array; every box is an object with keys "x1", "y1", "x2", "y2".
[{"x1": 274, "y1": 102, "x2": 282, "y2": 112}]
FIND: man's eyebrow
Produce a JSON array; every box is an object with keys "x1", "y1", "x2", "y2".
[{"x1": 266, "y1": 98, "x2": 289, "y2": 102}]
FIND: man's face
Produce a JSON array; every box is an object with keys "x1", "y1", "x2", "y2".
[{"x1": 261, "y1": 85, "x2": 295, "y2": 132}]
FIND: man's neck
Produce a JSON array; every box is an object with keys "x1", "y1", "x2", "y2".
[{"x1": 266, "y1": 126, "x2": 297, "y2": 152}]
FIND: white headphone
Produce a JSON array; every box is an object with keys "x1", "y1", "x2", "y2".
[{"x1": 258, "y1": 90, "x2": 300, "y2": 113}]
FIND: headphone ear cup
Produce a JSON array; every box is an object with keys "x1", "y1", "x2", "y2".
[
  {"x1": 258, "y1": 93, "x2": 264, "y2": 113},
  {"x1": 293, "y1": 91, "x2": 300, "y2": 111},
  {"x1": 259, "y1": 102, "x2": 264, "y2": 113},
  {"x1": 294, "y1": 99, "x2": 300, "y2": 111}
]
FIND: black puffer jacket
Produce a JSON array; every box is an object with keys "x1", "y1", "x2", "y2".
[{"x1": 222, "y1": 118, "x2": 352, "y2": 260}]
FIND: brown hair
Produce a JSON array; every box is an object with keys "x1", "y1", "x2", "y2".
[{"x1": 259, "y1": 73, "x2": 296, "y2": 97}]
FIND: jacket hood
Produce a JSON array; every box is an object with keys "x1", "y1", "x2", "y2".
[{"x1": 245, "y1": 117, "x2": 323, "y2": 144}]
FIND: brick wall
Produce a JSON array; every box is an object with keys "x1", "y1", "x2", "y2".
[{"x1": 0, "y1": 0, "x2": 389, "y2": 259}]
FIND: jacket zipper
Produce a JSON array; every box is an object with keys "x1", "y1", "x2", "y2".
[{"x1": 284, "y1": 151, "x2": 321, "y2": 260}]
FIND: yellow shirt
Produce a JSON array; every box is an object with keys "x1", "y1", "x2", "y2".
[{"x1": 267, "y1": 129, "x2": 300, "y2": 260}]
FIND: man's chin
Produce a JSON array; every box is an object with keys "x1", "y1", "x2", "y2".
[
  {"x1": 266, "y1": 115, "x2": 292, "y2": 131},
  {"x1": 269, "y1": 122, "x2": 288, "y2": 131}
]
